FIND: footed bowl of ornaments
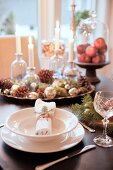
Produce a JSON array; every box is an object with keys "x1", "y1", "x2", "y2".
[{"x1": 75, "y1": 37, "x2": 110, "y2": 84}]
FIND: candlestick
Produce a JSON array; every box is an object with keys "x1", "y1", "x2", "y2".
[
  {"x1": 28, "y1": 36, "x2": 34, "y2": 67},
  {"x1": 71, "y1": 0, "x2": 76, "y2": 38},
  {"x1": 15, "y1": 33, "x2": 22, "y2": 54}
]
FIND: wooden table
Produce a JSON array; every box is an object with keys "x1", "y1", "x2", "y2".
[{"x1": 0, "y1": 76, "x2": 113, "y2": 170}]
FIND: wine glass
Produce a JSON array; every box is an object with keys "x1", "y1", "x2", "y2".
[{"x1": 93, "y1": 91, "x2": 113, "y2": 147}]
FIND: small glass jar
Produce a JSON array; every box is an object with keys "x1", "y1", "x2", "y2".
[
  {"x1": 11, "y1": 53, "x2": 27, "y2": 83},
  {"x1": 76, "y1": 11, "x2": 109, "y2": 64},
  {"x1": 23, "y1": 67, "x2": 40, "y2": 92},
  {"x1": 49, "y1": 50, "x2": 64, "y2": 79}
]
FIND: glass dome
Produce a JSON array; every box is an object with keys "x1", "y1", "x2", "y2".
[{"x1": 76, "y1": 11, "x2": 109, "y2": 64}]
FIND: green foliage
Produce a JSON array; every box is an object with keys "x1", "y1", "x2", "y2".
[
  {"x1": 75, "y1": 10, "x2": 90, "y2": 26},
  {"x1": 70, "y1": 94, "x2": 113, "y2": 135}
]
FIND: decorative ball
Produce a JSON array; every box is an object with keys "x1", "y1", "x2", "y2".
[
  {"x1": 52, "y1": 79, "x2": 64, "y2": 88},
  {"x1": 68, "y1": 88, "x2": 78, "y2": 96},
  {"x1": 28, "y1": 92, "x2": 39, "y2": 99},
  {"x1": 30, "y1": 82, "x2": 38, "y2": 92},
  {"x1": 3, "y1": 89, "x2": 10, "y2": 95},
  {"x1": 10, "y1": 84, "x2": 20, "y2": 95},
  {"x1": 44, "y1": 87, "x2": 56, "y2": 99},
  {"x1": 83, "y1": 108, "x2": 91, "y2": 115},
  {"x1": 11, "y1": 84, "x2": 20, "y2": 91},
  {"x1": 65, "y1": 84, "x2": 70, "y2": 90}
]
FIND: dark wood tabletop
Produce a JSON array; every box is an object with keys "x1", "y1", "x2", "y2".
[{"x1": 0, "y1": 76, "x2": 113, "y2": 170}]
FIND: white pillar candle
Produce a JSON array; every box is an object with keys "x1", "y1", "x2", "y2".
[
  {"x1": 55, "y1": 20, "x2": 60, "y2": 51},
  {"x1": 15, "y1": 33, "x2": 21, "y2": 54},
  {"x1": 72, "y1": 0, "x2": 75, "y2": 5},
  {"x1": 68, "y1": 31, "x2": 74, "y2": 62},
  {"x1": 68, "y1": 39, "x2": 74, "y2": 62},
  {"x1": 28, "y1": 36, "x2": 34, "y2": 67},
  {"x1": 55, "y1": 20, "x2": 60, "y2": 40}
]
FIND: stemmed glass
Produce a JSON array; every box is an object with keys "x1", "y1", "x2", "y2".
[{"x1": 93, "y1": 91, "x2": 113, "y2": 147}]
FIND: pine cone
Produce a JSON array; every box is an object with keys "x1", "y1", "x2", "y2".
[
  {"x1": 0, "y1": 78, "x2": 13, "y2": 92},
  {"x1": 36, "y1": 88, "x2": 45, "y2": 98},
  {"x1": 77, "y1": 76, "x2": 91, "y2": 91},
  {"x1": 37, "y1": 69, "x2": 53, "y2": 84},
  {"x1": 12, "y1": 86, "x2": 29, "y2": 97}
]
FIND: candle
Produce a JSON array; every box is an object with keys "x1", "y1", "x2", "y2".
[
  {"x1": 55, "y1": 20, "x2": 60, "y2": 51},
  {"x1": 15, "y1": 33, "x2": 21, "y2": 54},
  {"x1": 68, "y1": 39, "x2": 74, "y2": 62},
  {"x1": 72, "y1": 0, "x2": 75, "y2": 5},
  {"x1": 68, "y1": 31, "x2": 74, "y2": 62},
  {"x1": 28, "y1": 36, "x2": 34, "y2": 67},
  {"x1": 55, "y1": 20, "x2": 60, "y2": 40}
]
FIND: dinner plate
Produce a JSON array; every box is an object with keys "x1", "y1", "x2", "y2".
[
  {"x1": 1, "y1": 123, "x2": 84, "y2": 153},
  {"x1": 5, "y1": 107, "x2": 78, "y2": 142}
]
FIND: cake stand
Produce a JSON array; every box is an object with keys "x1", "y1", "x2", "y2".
[{"x1": 75, "y1": 61, "x2": 110, "y2": 84}]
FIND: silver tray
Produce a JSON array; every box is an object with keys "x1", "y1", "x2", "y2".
[{"x1": 0, "y1": 85, "x2": 95, "y2": 105}]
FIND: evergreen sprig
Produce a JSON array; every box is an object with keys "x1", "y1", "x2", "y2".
[
  {"x1": 75, "y1": 10, "x2": 90, "y2": 26},
  {"x1": 70, "y1": 94, "x2": 113, "y2": 135}
]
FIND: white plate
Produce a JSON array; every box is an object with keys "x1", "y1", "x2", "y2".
[
  {"x1": 5, "y1": 107, "x2": 78, "y2": 142},
  {"x1": 1, "y1": 123, "x2": 84, "y2": 153}
]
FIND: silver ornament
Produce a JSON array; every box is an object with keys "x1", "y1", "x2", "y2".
[
  {"x1": 65, "y1": 84, "x2": 70, "y2": 90},
  {"x1": 3, "y1": 89, "x2": 10, "y2": 95},
  {"x1": 11, "y1": 84, "x2": 19, "y2": 91},
  {"x1": 44, "y1": 87, "x2": 56, "y2": 99},
  {"x1": 28, "y1": 92, "x2": 39, "y2": 99},
  {"x1": 68, "y1": 88, "x2": 78, "y2": 96},
  {"x1": 10, "y1": 84, "x2": 20, "y2": 95},
  {"x1": 30, "y1": 82, "x2": 38, "y2": 92}
]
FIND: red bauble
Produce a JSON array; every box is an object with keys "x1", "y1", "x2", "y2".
[
  {"x1": 78, "y1": 53, "x2": 86, "y2": 63},
  {"x1": 86, "y1": 46, "x2": 97, "y2": 57},
  {"x1": 94, "y1": 37, "x2": 106, "y2": 49},
  {"x1": 77, "y1": 44, "x2": 85, "y2": 54},
  {"x1": 92, "y1": 55, "x2": 101, "y2": 63}
]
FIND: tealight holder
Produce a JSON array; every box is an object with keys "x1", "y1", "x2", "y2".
[{"x1": 63, "y1": 61, "x2": 80, "y2": 80}]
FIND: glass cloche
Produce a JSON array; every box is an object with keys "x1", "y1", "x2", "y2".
[
  {"x1": 76, "y1": 11, "x2": 109, "y2": 64},
  {"x1": 75, "y1": 11, "x2": 110, "y2": 84}
]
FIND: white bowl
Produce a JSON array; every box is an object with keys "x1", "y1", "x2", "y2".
[{"x1": 5, "y1": 107, "x2": 78, "y2": 142}]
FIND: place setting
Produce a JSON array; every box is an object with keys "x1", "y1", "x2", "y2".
[
  {"x1": 1, "y1": 98, "x2": 85, "y2": 153},
  {"x1": 1, "y1": 0, "x2": 113, "y2": 170}
]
